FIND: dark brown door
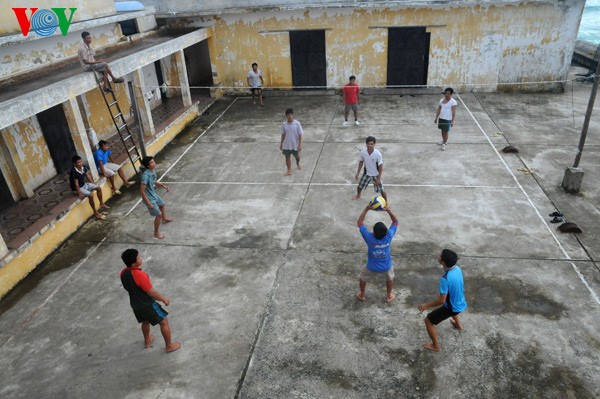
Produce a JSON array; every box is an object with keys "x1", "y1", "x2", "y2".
[
  {"x1": 290, "y1": 30, "x2": 327, "y2": 89},
  {"x1": 37, "y1": 104, "x2": 77, "y2": 174},
  {"x1": 0, "y1": 168, "x2": 14, "y2": 212},
  {"x1": 387, "y1": 27, "x2": 430, "y2": 87}
]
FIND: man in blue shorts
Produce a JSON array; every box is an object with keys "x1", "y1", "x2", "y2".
[
  {"x1": 418, "y1": 248, "x2": 467, "y2": 352},
  {"x1": 140, "y1": 156, "x2": 172, "y2": 239},
  {"x1": 120, "y1": 248, "x2": 181, "y2": 353},
  {"x1": 356, "y1": 203, "x2": 399, "y2": 303}
]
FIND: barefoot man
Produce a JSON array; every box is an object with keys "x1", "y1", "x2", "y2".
[
  {"x1": 280, "y1": 108, "x2": 303, "y2": 176},
  {"x1": 140, "y1": 156, "x2": 173, "y2": 239},
  {"x1": 352, "y1": 136, "x2": 387, "y2": 203},
  {"x1": 357, "y1": 203, "x2": 399, "y2": 303},
  {"x1": 418, "y1": 249, "x2": 467, "y2": 352},
  {"x1": 120, "y1": 248, "x2": 181, "y2": 353}
]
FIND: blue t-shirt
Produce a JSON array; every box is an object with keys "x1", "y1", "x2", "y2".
[
  {"x1": 140, "y1": 168, "x2": 159, "y2": 202},
  {"x1": 440, "y1": 266, "x2": 467, "y2": 313},
  {"x1": 94, "y1": 148, "x2": 111, "y2": 169},
  {"x1": 359, "y1": 222, "x2": 398, "y2": 272}
]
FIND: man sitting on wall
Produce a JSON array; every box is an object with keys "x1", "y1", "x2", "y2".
[
  {"x1": 94, "y1": 140, "x2": 135, "y2": 194},
  {"x1": 78, "y1": 31, "x2": 124, "y2": 93},
  {"x1": 69, "y1": 155, "x2": 109, "y2": 220}
]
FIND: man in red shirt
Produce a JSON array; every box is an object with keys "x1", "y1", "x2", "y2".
[
  {"x1": 120, "y1": 248, "x2": 181, "y2": 353},
  {"x1": 342, "y1": 75, "x2": 360, "y2": 126}
]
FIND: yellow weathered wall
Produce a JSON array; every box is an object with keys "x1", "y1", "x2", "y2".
[
  {"x1": 0, "y1": 134, "x2": 23, "y2": 200},
  {"x1": 1, "y1": 118, "x2": 56, "y2": 194},
  {"x1": 0, "y1": 22, "x2": 122, "y2": 82},
  {"x1": 0, "y1": 105, "x2": 200, "y2": 299},
  {"x1": 205, "y1": 3, "x2": 583, "y2": 92},
  {"x1": 1, "y1": 0, "x2": 116, "y2": 36},
  {"x1": 83, "y1": 84, "x2": 132, "y2": 142},
  {"x1": 0, "y1": 197, "x2": 96, "y2": 298},
  {"x1": 162, "y1": 53, "x2": 182, "y2": 97}
]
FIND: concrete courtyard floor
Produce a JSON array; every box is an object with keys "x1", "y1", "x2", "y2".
[{"x1": 1, "y1": 68, "x2": 600, "y2": 398}]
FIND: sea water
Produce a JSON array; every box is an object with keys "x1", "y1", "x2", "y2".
[{"x1": 578, "y1": 0, "x2": 600, "y2": 44}]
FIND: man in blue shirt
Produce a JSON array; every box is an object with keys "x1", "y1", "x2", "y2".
[
  {"x1": 356, "y1": 203, "x2": 399, "y2": 303},
  {"x1": 418, "y1": 249, "x2": 467, "y2": 352},
  {"x1": 94, "y1": 140, "x2": 135, "y2": 194},
  {"x1": 140, "y1": 156, "x2": 172, "y2": 239}
]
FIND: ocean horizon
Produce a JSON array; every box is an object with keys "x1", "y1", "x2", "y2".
[{"x1": 578, "y1": 0, "x2": 600, "y2": 44}]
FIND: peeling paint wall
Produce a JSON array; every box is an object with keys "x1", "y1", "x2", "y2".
[
  {"x1": 1, "y1": 118, "x2": 55, "y2": 194},
  {"x1": 162, "y1": 53, "x2": 182, "y2": 98},
  {"x1": 141, "y1": 63, "x2": 162, "y2": 109},
  {"x1": 1, "y1": 0, "x2": 116, "y2": 36},
  {"x1": 0, "y1": 135, "x2": 22, "y2": 200},
  {"x1": 189, "y1": 1, "x2": 584, "y2": 92},
  {"x1": 82, "y1": 85, "x2": 131, "y2": 142},
  {"x1": 0, "y1": 24, "x2": 121, "y2": 82}
]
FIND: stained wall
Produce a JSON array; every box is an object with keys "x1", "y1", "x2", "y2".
[
  {"x1": 1, "y1": 0, "x2": 115, "y2": 36},
  {"x1": 0, "y1": 23, "x2": 122, "y2": 82},
  {"x1": 0, "y1": 118, "x2": 55, "y2": 195},
  {"x1": 196, "y1": 2, "x2": 584, "y2": 92}
]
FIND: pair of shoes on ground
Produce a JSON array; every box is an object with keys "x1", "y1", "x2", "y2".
[
  {"x1": 549, "y1": 211, "x2": 564, "y2": 224},
  {"x1": 437, "y1": 141, "x2": 447, "y2": 151},
  {"x1": 342, "y1": 121, "x2": 360, "y2": 126}
]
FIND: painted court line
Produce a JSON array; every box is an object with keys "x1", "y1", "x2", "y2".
[
  {"x1": 125, "y1": 98, "x2": 239, "y2": 217},
  {"x1": 2, "y1": 237, "x2": 107, "y2": 347},
  {"x1": 160, "y1": 181, "x2": 518, "y2": 190},
  {"x1": 457, "y1": 93, "x2": 600, "y2": 305}
]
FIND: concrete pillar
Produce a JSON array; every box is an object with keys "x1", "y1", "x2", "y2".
[
  {"x1": 76, "y1": 96, "x2": 92, "y2": 131},
  {"x1": 132, "y1": 68, "x2": 155, "y2": 137},
  {"x1": 0, "y1": 233, "x2": 8, "y2": 259},
  {"x1": 561, "y1": 167, "x2": 584, "y2": 194},
  {"x1": 174, "y1": 50, "x2": 192, "y2": 107},
  {"x1": 63, "y1": 97, "x2": 99, "y2": 181}
]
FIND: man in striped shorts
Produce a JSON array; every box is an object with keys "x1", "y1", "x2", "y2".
[{"x1": 352, "y1": 136, "x2": 388, "y2": 202}]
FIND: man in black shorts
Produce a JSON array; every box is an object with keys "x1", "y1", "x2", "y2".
[
  {"x1": 120, "y1": 248, "x2": 181, "y2": 353},
  {"x1": 418, "y1": 249, "x2": 467, "y2": 352}
]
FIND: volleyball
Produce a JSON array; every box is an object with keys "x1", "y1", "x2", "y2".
[{"x1": 369, "y1": 196, "x2": 386, "y2": 211}]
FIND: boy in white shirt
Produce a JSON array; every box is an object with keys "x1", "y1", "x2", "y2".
[
  {"x1": 352, "y1": 136, "x2": 387, "y2": 202},
  {"x1": 280, "y1": 108, "x2": 303, "y2": 176},
  {"x1": 434, "y1": 87, "x2": 458, "y2": 151},
  {"x1": 247, "y1": 62, "x2": 264, "y2": 106}
]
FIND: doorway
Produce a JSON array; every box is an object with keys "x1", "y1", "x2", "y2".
[
  {"x1": 184, "y1": 40, "x2": 213, "y2": 97},
  {"x1": 289, "y1": 30, "x2": 327, "y2": 89},
  {"x1": 37, "y1": 105, "x2": 77, "y2": 174},
  {"x1": 154, "y1": 60, "x2": 167, "y2": 100},
  {"x1": 0, "y1": 168, "x2": 14, "y2": 212},
  {"x1": 387, "y1": 27, "x2": 430, "y2": 87}
]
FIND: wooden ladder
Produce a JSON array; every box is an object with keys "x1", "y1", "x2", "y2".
[{"x1": 94, "y1": 72, "x2": 141, "y2": 174}]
